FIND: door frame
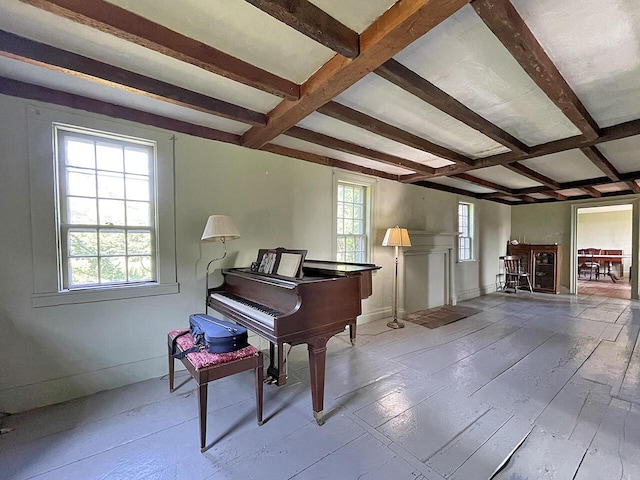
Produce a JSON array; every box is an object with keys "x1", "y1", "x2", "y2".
[{"x1": 570, "y1": 197, "x2": 639, "y2": 299}]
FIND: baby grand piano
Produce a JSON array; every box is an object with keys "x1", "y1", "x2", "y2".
[{"x1": 207, "y1": 259, "x2": 380, "y2": 425}]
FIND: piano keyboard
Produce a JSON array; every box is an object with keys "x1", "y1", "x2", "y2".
[{"x1": 210, "y1": 292, "x2": 283, "y2": 329}]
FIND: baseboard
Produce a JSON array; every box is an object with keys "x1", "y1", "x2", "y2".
[
  {"x1": 454, "y1": 284, "x2": 497, "y2": 303},
  {"x1": 0, "y1": 355, "x2": 168, "y2": 414}
]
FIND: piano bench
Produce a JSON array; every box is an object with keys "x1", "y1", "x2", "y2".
[{"x1": 168, "y1": 329, "x2": 264, "y2": 452}]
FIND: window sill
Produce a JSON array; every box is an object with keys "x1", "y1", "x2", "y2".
[
  {"x1": 32, "y1": 282, "x2": 179, "y2": 307},
  {"x1": 457, "y1": 259, "x2": 478, "y2": 264}
]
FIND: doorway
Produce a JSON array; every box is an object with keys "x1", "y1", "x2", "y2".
[{"x1": 570, "y1": 199, "x2": 639, "y2": 300}]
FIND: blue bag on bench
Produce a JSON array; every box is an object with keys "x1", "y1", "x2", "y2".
[{"x1": 172, "y1": 314, "x2": 249, "y2": 359}]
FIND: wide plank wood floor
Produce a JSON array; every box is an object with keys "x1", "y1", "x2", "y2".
[{"x1": 2, "y1": 292, "x2": 640, "y2": 479}]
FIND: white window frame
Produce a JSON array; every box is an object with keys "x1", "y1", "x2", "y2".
[
  {"x1": 458, "y1": 201, "x2": 475, "y2": 262},
  {"x1": 28, "y1": 105, "x2": 178, "y2": 307},
  {"x1": 55, "y1": 125, "x2": 158, "y2": 290},
  {"x1": 333, "y1": 172, "x2": 375, "y2": 263}
]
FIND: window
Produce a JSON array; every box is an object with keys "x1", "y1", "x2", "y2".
[
  {"x1": 28, "y1": 105, "x2": 177, "y2": 307},
  {"x1": 335, "y1": 176, "x2": 372, "y2": 263},
  {"x1": 56, "y1": 126, "x2": 157, "y2": 288},
  {"x1": 458, "y1": 201, "x2": 474, "y2": 261}
]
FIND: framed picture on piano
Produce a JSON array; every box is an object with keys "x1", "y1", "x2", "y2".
[{"x1": 256, "y1": 248, "x2": 307, "y2": 279}]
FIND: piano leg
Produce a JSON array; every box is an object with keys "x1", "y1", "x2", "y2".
[
  {"x1": 307, "y1": 337, "x2": 328, "y2": 426},
  {"x1": 349, "y1": 321, "x2": 357, "y2": 346},
  {"x1": 267, "y1": 342, "x2": 288, "y2": 386}
]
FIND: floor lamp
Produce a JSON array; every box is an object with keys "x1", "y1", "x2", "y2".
[
  {"x1": 201, "y1": 215, "x2": 241, "y2": 310},
  {"x1": 382, "y1": 226, "x2": 411, "y2": 329}
]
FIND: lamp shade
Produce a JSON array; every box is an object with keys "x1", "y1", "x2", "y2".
[
  {"x1": 201, "y1": 215, "x2": 241, "y2": 242},
  {"x1": 382, "y1": 227, "x2": 411, "y2": 247}
]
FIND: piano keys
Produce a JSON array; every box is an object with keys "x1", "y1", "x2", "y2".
[{"x1": 207, "y1": 260, "x2": 380, "y2": 425}]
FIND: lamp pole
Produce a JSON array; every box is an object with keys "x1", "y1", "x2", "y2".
[{"x1": 388, "y1": 244, "x2": 404, "y2": 329}]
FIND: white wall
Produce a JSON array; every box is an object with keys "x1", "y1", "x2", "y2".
[
  {"x1": 0, "y1": 94, "x2": 510, "y2": 412},
  {"x1": 577, "y1": 209, "x2": 632, "y2": 253}
]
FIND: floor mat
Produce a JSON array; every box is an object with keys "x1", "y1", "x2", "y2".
[{"x1": 406, "y1": 305, "x2": 482, "y2": 329}]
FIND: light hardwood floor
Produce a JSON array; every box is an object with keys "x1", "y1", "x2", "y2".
[{"x1": 1, "y1": 292, "x2": 639, "y2": 479}]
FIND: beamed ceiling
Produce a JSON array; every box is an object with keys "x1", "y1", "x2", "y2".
[{"x1": 1, "y1": 0, "x2": 640, "y2": 204}]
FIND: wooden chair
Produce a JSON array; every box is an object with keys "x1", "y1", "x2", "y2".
[
  {"x1": 578, "y1": 248, "x2": 600, "y2": 280},
  {"x1": 503, "y1": 255, "x2": 533, "y2": 293},
  {"x1": 168, "y1": 329, "x2": 264, "y2": 452}
]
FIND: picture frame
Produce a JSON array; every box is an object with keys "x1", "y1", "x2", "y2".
[{"x1": 255, "y1": 248, "x2": 307, "y2": 278}]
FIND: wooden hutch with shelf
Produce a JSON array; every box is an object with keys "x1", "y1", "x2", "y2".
[{"x1": 507, "y1": 243, "x2": 562, "y2": 294}]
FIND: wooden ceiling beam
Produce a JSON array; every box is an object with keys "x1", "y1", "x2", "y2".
[
  {"x1": 285, "y1": 126, "x2": 435, "y2": 175},
  {"x1": 579, "y1": 146, "x2": 620, "y2": 181},
  {"x1": 580, "y1": 186, "x2": 602, "y2": 198},
  {"x1": 453, "y1": 173, "x2": 513, "y2": 194},
  {"x1": 472, "y1": 0, "x2": 600, "y2": 139},
  {"x1": 243, "y1": 0, "x2": 359, "y2": 58},
  {"x1": 504, "y1": 163, "x2": 560, "y2": 189},
  {"x1": 241, "y1": 0, "x2": 471, "y2": 148},
  {"x1": 0, "y1": 30, "x2": 267, "y2": 126},
  {"x1": 0, "y1": 76, "x2": 240, "y2": 144},
  {"x1": 375, "y1": 59, "x2": 529, "y2": 154},
  {"x1": 317, "y1": 101, "x2": 475, "y2": 166},
  {"x1": 261, "y1": 143, "x2": 397, "y2": 180},
  {"x1": 20, "y1": 0, "x2": 299, "y2": 100},
  {"x1": 627, "y1": 181, "x2": 640, "y2": 194}
]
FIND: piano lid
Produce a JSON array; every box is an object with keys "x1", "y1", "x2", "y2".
[{"x1": 303, "y1": 260, "x2": 381, "y2": 275}]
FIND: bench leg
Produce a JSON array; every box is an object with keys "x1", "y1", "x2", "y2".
[
  {"x1": 256, "y1": 355, "x2": 264, "y2": 426},
  {"x1": 198, "y1": 383, "x2": 207, "y2": 452},
  {"x1": 168, "y1": 343, "x2": 175, "y2": 392}
]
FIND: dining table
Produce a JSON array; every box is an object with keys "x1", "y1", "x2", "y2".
[{"x1": 577, "y1": 254, "x2": 630, "y2": 282}]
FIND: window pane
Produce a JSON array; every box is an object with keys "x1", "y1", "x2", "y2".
[
  {"x1": 128, "y1": 231, "x2": 152, "y2": 255},
  {"x1": 97, "y1": 171, "x2": 125, "y2": 199},
  {"x1": 128, "y1": 256, "x2": 153, "y2": 281},
  {"x1": 127, "y1": 201, "x2": 151, "y2": 226},
  {"x1": 68, "y1": 197, "x2": 97, "y2": 224},
  {"x1": 344, "y1": 204, "x2": 353, "y2": 219},
  {"x1": 100, "y1": 256, "x2": 127, "y2": 283},
  {"x1": 69, "y1": 257, "x2": 99, "y2": 286},
  {"x1": 126, "y1": 175, "x2": 150, "y2": 201},
  {"x1": 353, "y1": 220, "x2": 363, "y2": 234},
  {"x1": 354, "y1": 205, "x2": 363, "y2": 220},
  {"x1": 353, "y1": 188, "x2": 362, "y2": 203},
  {"x1": 125, "y1": 146, "x2": 150, "y2": 175},
  {"x1": 99, "y1": 230, "x2": 126, "y2": 255},
  {"x1": 67, "y1": 169, "x2": 96, "y2": 197},
  {"x1": 344, "y1": 186, "x2": 353, "y2": 202},
  {"x1": 68, "y1": 230, "x2": 97, "y2": 256},
  {"x1": 96, "y1": 143, "x2": 124, "y2": 172},
  {"x1": 344, "y1": 220, "x2": 353, "y2": 234},
  {"x1": 98, "y1": 199, "x2": 125, "y2": 225},
  {"x1": 66, "y1": 138, "x2": 95, "y2": 169},
  {"x1": 337, "y1": 218, "x2": 344, "y2": 235},
  {"x1": 337, "y1": 185, "x2": 344, "y2": 202}
]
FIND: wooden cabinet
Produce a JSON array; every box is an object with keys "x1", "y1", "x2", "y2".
[{"x1": 507, "y1": 243, "x2": 561, "y2": 294}]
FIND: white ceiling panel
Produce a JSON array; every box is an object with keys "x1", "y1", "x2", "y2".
[
  {"x1": 425, "y1": 177, "x2": 495, "y2": 194},
  {"x1": 105, "y1": 0, "x2": 332, "y2": 83},
  {"x1": 335, "y1": 74, "x2": 508, "y2": 159},
  {"x1": 594, "y1": 182, "x2": 629, "y2": 193},
  {"x1": 271, "y1": 135, "x2": 413, "y2": 175},
  {"x1": 0, "y1": 57, "x2": 251, "y2": 134},
  {"x1": 309, "y1": 0, "x2": 397, "y2": 33},
  {"x1": 596, "y1": 136, "x2": 640, "y2": 174},
  {"x1": 513, "y1": 0, "x2": 640, "y2": 128},
  {"x1": 297, "y1": 112, "x2": 454, "y2": 168},
  {"x1": 501, "y1": 196, "x2": 525, "y2": 202},
  {"x1": 556, "y1": 188, "x2": 588, "y2": 197},
  {"x1": 520, "y1": 150, "x2": 606, "y2": 183},
  {"x1": 0, "y1": 1, "x2": 282, "y2": 114},
  {"x1": 394, "y1": 5, "x2": 581, "y2": 146},
  {"x1": 528, "y1": 193, "x2": 552, "y2": 200},
  {"x1": 466, "y1": 166, "x2": 542, "y2": 189}
]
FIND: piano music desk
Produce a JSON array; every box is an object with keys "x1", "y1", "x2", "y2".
[{"x1": 168, "y1": 329, "x2": 264, "y2": 452}]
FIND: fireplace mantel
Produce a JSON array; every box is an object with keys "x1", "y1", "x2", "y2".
[{"x1": 398, "y1": 231, "x2": 457, "y2": 316}]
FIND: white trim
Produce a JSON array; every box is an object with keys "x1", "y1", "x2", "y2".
[
  {"x1": 332, "y1": 170, "x2": 377, "y2": 262},
  {"x1": 27, "y1": 104, "x2": 178, "y2": 306},
  {"x1": 569, "y1": 196, "x2": 639, "y2": 300}
]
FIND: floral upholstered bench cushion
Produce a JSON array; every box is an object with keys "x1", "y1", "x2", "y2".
[{"x1": 169, "y1": 329, "x2": 259, "y2": 370}]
